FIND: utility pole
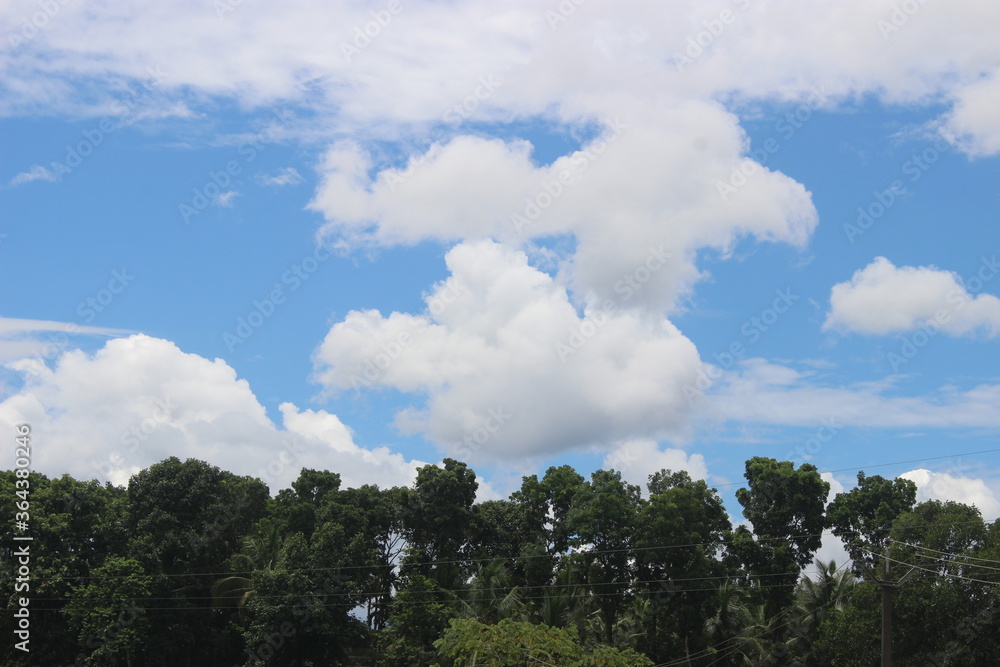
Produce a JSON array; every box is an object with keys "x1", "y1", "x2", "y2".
[
  {"x1": 862, "y1": 553, "x2": 916, "y2": 667},
  {"x1": 881, "y1": 558, "x2": 892, "y2": 667}
]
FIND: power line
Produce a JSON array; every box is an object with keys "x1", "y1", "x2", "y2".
[
  {"x1": 29, "y1": 580, "x2": 806, "y2": 613},
  {"x1": 653, "y1": 560, "x2": 855, "y2": 667},
  {"x1": 868, "y1": 551, "x2": 1000, "y2": 587},
  {"x1": 21, "y1": 517, "x2": 991, "y2": 585},
  {"x1": 29, "y1": 570, "x2": 803, "y2": 605},
  {"x1": 707, "y1": 445, "x2": 1000, "y2": 490},
  {"x1": 891, "y1": 539, "x2": 1000, "y2": 567}
]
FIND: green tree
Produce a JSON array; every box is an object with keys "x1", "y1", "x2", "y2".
[
  {"x1": 269, "y1": 468, "x2": 342, "y2": 539},
  {"x1": 211, "y1": 517, "x2": 283, "y2": 620},
  {"x1": 0, "y1": 471, "x2": 129, "y2": 666},
  {"x1": 511, "y1": 465, "x2": 586, "y2": 554},
  {"x1": 379, "y1": 573, "x2": 458, "y2": 667},
  {"x1": 65, "y1": 557, "x2": 152, "y2": 667},
  {"x1": 433, "y1": 617, "x2": 653, "y2": 666},
  {"x1": 317, "y1": 483, "x2": 407, "y2": 631},
  {"x1": 634, "y1": 470, "x2": 731, "y2": 662},
  {"x1": 731, "y1": 457, "x2": 829, "y2": 616},
  {"x1": 814, "y1": 500, "x2": 997, "y2": 665},
  {"x1": 452, "y1": 559, "x2": 526, "y2": 624},
  {"x1": 239, "y1": 532, "x2": 368, "y2": 666},
  {"x1": 567, "y1": 469, "x2": 642, "y2": 645},
  {"x1": 825, "y1": 471, "x2": 916, "y2": 575},
  {"x1": 125, "y1": 457, "x2": 268, "y2": 665},
  {"x1": 402, "y1": 458, "x2": 478, "y2": 584}
]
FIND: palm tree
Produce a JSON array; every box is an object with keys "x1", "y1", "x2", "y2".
[
  {"x1": 538, "y1": 558, "x2": 595, "y2": 635},
  {"x1": 703, "y1": 583, "x2": 760, "y2": 665},
  {"x1": 211, "y1": 519, "x2": 283, "y2": 619},
  {"x1": 706, "y1": 583, "x2": 753, "y2": 646},
  {"x1": 797, "y1": 559, "x2": 855, "y2": 628},
  {"x1": 451, "y1": 559, "x2": 525, "y2": 624}
]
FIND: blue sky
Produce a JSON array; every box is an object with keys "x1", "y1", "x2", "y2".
[{"x1": 2, "y1": 2, "x2": 1000, "y2": 549}]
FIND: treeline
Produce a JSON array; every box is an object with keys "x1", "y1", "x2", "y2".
[{"x1": 3, "y1": 456, "x2": 1000, "y2": 665}]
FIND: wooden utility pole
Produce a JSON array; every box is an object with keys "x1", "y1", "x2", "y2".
[
  {"x1": 881, "y1": 558, "x2": 892, "y2": 667},
  {"x1": 862, "y1": 555, "x2": 916, "y2": 667}
]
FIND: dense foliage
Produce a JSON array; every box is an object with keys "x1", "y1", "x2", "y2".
[{"x1": 3, "y1": 456, "x2": 999, "y2": 665}]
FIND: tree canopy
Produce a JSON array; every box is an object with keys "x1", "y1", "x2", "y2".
[{"x1": 2, "y1": 456, "x2": 996, "y2": 666}]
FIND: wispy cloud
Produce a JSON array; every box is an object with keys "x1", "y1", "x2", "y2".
[
  {"x1": 214, "y1": 190, "x2": 239, "y2": 207},
  {"x1": 259, "y1": 167, "x2": 303, "y2": 187},
  {"x1": 8, "y1": 165, "x2": 57, "y2": 187},
  {"x1": 0, "y1": 317, "x2": 134, "y2": 363}
]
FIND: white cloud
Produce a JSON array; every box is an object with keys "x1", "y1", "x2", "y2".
[
  {"x1": 0, "y1": 316, "x2": 133, "y2": 364},
  {"x1": 824, "y1": 257, "x2": 1000, "y2": 337},
  {"x1": 260, "y1": 167, "x2": 304, "y2": 187},
  {"x1": 7, "y1": 0, "x2": 1000, "y2": 493},
  {"x1": 0, "y1": 334, "x2": 426, "y2": 492},
  {"x1": 312, "y1": 240, "x2": 704, "y2": 459},
  {"x1": 900, "y1": 468, "x2": 1000, "y2": 520},
  {"x1": 707, "y1": 358, "x2": 1000, "y2": 430},
  {"x1": 214, "y1": 190, "x2": 238, "y2": 207},
  {"x1": 3, "y1": 1, "x2": 1000, "y2": 153},
  {"x1": 822, "y1": 472, "x2": 846, "y2": 503},
  {"x1": 942, "y1": 68, "x2": 1000, "y2": 157},
  {"x1": 309, "y1": 106, "x2": 816, "y2": 314},
  {"x1": 603, "y1": 439, "x2": 708, "y2": 493},
  {"x1": 8, "y1": 165, "x2": 57, "y2": 186}
]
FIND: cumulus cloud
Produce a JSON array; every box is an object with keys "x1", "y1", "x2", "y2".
[
  {"x1": 942, "y1": 68, "x2": 1000, "y2": 157},
  {"x1": 0, "y1": 335, "x2": 426, "y2": 491},
  {"x1": 3, "y1": 2, "x2": 999, "y2": 152},
  {"x1": 603, "y1": 439, "x2": 709, "y2": 493},
  {"x1": 312, "y1": 240, "x2": 704, "y2": 459},
  {"x1": 310, "y1": 106, "x2": 816, "y2": 314},
  {"x1": 824, "y1": 257, "x2": 1000, "y2": 337},
  {"x1": 7, "y1": 0, "x2": 1000, "y2": 490},
  {"x1": 900, "y1": 468, "x2": 1000, "y2": 520}
]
